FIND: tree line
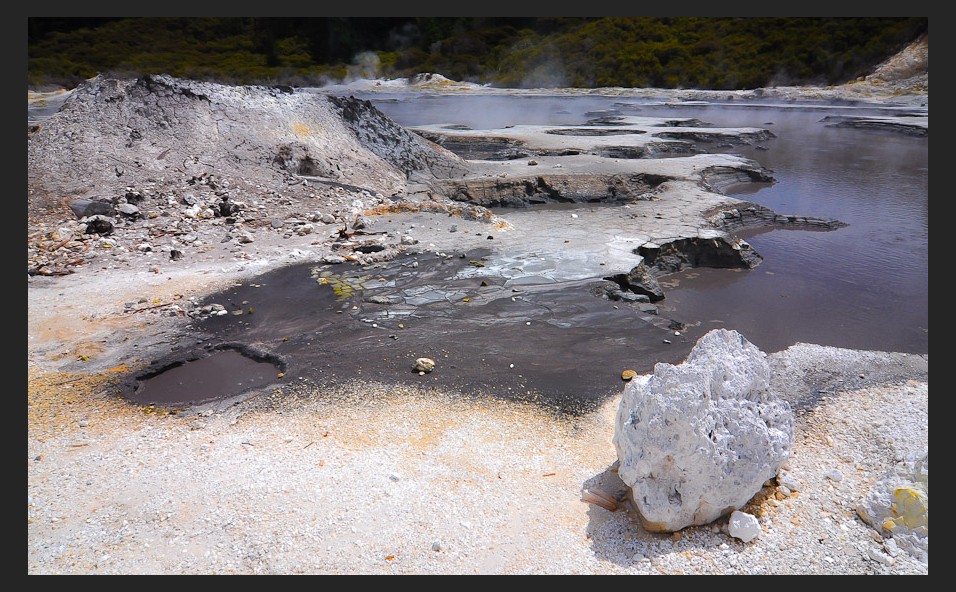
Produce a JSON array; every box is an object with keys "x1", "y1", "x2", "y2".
[{"x1": 27, "y1": 17, "x2": 927, "y2": 90}]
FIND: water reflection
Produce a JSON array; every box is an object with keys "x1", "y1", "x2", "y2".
[{"x1": 366, "y1": 94, "x2": 928, "y2": 354}]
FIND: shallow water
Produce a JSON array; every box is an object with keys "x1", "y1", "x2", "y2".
[{"x1": 365, "y1": 93, "x2": 929, "y2": 355}]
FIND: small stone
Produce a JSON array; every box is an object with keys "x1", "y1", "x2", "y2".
[
  {"x1": 432, "y1": 541, "x2": 442, "y2": 552},
  {"x1": 728, "y1": 510, "x2": 761, "y2": 543},
  {"x1": 413, "y1": 357, "x2": 435, "y2": 373},
  {"x1": 777, "y1": 472, "x2": 801, "y2": 492},
  {"x1": 825, "y1": 468, "x2": 844, "y2": 482},
  {"x1": 621, "y1": 370, "x2": 638, "y2": 381},
  {"x1": 867, "y1": 546, "x2": 894, "y2": 565}
]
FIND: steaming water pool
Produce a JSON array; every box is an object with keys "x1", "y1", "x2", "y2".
[{"x1": 358, "y1": 92, "x2": 929, "y2": 356}]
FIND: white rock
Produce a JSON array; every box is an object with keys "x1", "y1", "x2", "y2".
[
  {"x1": 777, "y1": 471, "x2": 801, "y2": 492},
  {"x1": 867, "y1": 546, "x2": 894, "y2": 565},
  {"x1": 613, "y1": 329, "x2": 794, "y2": 532},
  {"x1": 825, "y1": 468, "x2": 844, "y2": 482},
  {"x1": 728, "y1": 510, "x2": 761, "y2": 542},
  {"x1": 856, "y1": 451, "x2": 928, "y2": 563}
]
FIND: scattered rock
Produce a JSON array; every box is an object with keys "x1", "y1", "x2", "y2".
[
  {"x1": 69, "y1": 198, "x2": 114, "y2": 218},
  {"x1": 83, "y1": 215, "x2": 114, "y2": 235},
  {"x1": 116, "y1": 203, "x2": 141, "y2": 218}
]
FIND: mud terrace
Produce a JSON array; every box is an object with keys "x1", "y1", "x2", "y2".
[{"x1": 28, "y1": 38, "x2": 928, "y2": 575}]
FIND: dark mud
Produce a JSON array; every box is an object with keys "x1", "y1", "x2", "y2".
[{"x1": 130, "y1": 250, "x2": 694, "y2": 413}]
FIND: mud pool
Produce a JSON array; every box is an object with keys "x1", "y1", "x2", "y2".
[{"x1": 131, "y1": 93, "x2": 928, "y2": 411}]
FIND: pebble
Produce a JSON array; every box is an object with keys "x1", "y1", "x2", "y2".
[
  {"x1": 824, "y1": 468, "x2": 844, "y2": 482},
  {"x1": 867, "y1": 547, "x2": 894, "y2": 565},
  {"x1": 728, "y1": 510, "x2": 761, "y2": 543}
]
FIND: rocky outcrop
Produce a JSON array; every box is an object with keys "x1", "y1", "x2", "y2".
[
  {"x1": 435, "y1": 172, "x2": 669, "y2": 207},
  {"x1": 613, "y1": 329, "x2": 794, "y2": 532},
  {"x1": 637, "y1": 235, "x2": 763, "y2": 274},
  {"x1": 819, "y1": 114, "x2": 928, "y2": 137},
  {"x1": 705, "y1": 202, "x2": 849, "y2": 232}
]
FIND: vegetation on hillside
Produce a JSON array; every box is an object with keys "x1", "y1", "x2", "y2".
[{"x1": 27, "y1": 17, "x2": 927, "y2": 90}]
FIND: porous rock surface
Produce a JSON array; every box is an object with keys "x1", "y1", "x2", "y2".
[{"x1": 613, "y1": 328, "x2": 794, "y2": 532}]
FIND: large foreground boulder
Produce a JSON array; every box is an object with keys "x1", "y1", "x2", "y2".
[{"x1": 613, "y1": 328, "x2": 794, "y2": 532}]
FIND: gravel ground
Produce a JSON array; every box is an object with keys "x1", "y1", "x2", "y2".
[
  {"x1": 28, "y1": 59, "x2": 929, "y2": 574},
  {"x1": 26, "y1": 351, "x2": 928, "y2": 575}
]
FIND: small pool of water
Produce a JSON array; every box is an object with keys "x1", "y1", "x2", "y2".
[{"x1": 133, "y1": 349, "x2": 284, "y2": 407}]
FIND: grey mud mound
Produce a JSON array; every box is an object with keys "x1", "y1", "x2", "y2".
[{"x1": 27, "y1": 74, "x2": 468, "y2": 222}]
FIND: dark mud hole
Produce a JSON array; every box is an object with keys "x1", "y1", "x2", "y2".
[{"x1": 130, "y1": 249, "x2": 694, "y2": 414}]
